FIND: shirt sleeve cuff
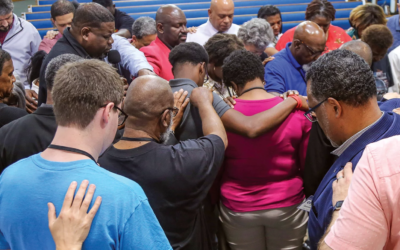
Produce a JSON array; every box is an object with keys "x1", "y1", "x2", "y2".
[{"x1": 324, "y1": 229, "x2": 353, "y2": 250}]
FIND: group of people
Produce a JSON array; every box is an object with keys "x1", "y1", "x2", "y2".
[{"x1": 0, "y1": 0, "x2": 400, "y2": 249}]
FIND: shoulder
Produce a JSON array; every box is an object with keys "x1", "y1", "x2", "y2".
[
  {"x1": 0, "y1": 155, "x2": 35, "y2": 178},
  {"x1": 20, "y1": 18, "x2": 40, "y2": 34},
  {"x1": 387, "y1": 15, "x2": 398, "y2": 25},
  {"x1": 0, "y1": 105, "x2": 27, "y2": 117},
  {"x1": 379, "y1": 99, "x2": 400, "y2": 111},
  {"x1": 230, "y1": 23, "x2": 241, "y2": 33},
  {"x1": 265, "y1": 50, "x2": 287, "y2": 68},
  {"x1": 363, "y1": 135, "x2": 400, "y2": 178},
  {"x1": 140, "y1": 42, "x2": 157, "y2": 54}
]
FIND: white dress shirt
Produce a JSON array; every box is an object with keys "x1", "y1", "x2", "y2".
[
  {"x1": 389, "y1": 45, "x2": 400, "y2": 93},
  {"x1": 186, "y1": 19, "x2": 240, "y2": 46}
]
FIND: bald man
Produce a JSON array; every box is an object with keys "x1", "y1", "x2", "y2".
[
  {"x1": 140, "y1": 5, "x2": 188, "y2": 81},
  {"x1": 264, "y1": 21, "x2": 326, "y2": 96},
  {"x1": 99, "y1": 76, "x2": 227, "y2": 250},
  {"x1": 186, "y1": 0, "x2": 240, "y2": 45}
]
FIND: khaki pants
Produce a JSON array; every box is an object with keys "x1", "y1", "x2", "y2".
[{"x1": 219, "y1": 202, "x2": 308, "y2": 250}]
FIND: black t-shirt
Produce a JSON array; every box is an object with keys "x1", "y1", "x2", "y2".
[
  {"x1": 0, "y1": 103, "x2": 27, "y2": 129},
  {"x1": 0, "y1": 105, "x2": 56, "y2": 173},
  {"x1": 98, "y1": 134, "x2": 225, "y2": 250},
  {"x1": 114, "y1": 9, "x2": 134, "y2": 35}
]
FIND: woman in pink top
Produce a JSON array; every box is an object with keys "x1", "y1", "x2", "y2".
[{"x1": 219, "y1": 50, "x2": 311, "y2": 250}]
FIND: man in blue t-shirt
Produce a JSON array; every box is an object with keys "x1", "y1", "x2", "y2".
[
  {"x1": 264, "y1": 21, "x2": 326, "y2": 96},
  {"x1": 0, "y1": 59, "x2": 171, "y2": 250}
]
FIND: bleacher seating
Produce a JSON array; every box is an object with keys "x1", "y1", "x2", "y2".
[{"x1": 22, "y1": 0, "x2": 364, "y2": 38}]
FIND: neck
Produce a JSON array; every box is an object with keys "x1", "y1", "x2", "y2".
[
  {"x1": 46, "y1": 90, "x2": 54, "y2": 105},
  {"x1": 158, "y1": 35, "x2": 173, "y2": 49},
  {"x1": 238, "y1": 78, "x2": 269, "y2": 99},
  {"x1": 41, "y1": 126, "x2": 103, "y2": 162},
  {"x1": 114, "y1": 126, "x2": 158, "y2": 149},
  {"x1": 174, "y1": 66, "x2": 201, "y2": 86},
  {"x1": 339, "y1": 100, "x2": 382, "y2": 144}
]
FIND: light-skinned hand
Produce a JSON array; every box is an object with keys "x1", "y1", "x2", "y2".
[
  {"x1": 48, "y1": 180, "x2": 102, "y2": 250},
  {"x1": 223, "y1": 96, "x2": 236, "y2": 108}
]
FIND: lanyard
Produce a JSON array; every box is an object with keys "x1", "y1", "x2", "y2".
[
  {"x1": 48, "y1": 144, "x2": 96, "y2": 163},
  {"x1": 120, "y1": 137, "x2": 158, "y2": 143}
]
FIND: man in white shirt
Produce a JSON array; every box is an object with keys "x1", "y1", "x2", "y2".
[{"x1": 186, "y1": 0, "x2": 239, "y2": 46}]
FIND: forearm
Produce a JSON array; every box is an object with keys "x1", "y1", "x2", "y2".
[
  {"x1": 318, "y1": 211, "x2": 340, "y2": 250},
  {"x1": 222, "y1": 97, "x2": 296, "y2": 138},
  {"x1": 198, "y1": 103, "x2": 227, "y2": 148}
]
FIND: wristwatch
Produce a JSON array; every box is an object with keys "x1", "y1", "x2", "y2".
[{"x1": 334, "y1": 200, "x2": 344, "y2": 211}]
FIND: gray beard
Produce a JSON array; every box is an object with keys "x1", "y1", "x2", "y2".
[{"x1": 159, "y1": 115, "x2": 173, "y2": 145}]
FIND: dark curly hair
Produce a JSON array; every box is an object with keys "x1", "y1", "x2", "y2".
[
  {"x1": 361, "y1": 24, "x2": 393, "y2": 51},
  {"x1": 26, "y1": 50, "x2": 47, "y2": 87},
  {"x1": 305, "y1": 0, "x2": 336, "y2": 21},
  {"x1": 204, "y1": 33, "x2": 244, "y2": 67},
  {"x1": 223, "y1": 49, "x2": 265, "y2": 89},
  {"x1": 169, "y1": 42, "x2": 209, "y2": 69},
  {"x1": 306, "y1": 49, "x2": 376, "y2": 106}
]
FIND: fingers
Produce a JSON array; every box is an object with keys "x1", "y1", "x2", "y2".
[
  {"x1": 87, "y1": 196, "x2": 102, "y2": 221},
  {"x1": 336, "y1": 169, "x2": 344, "y2": 180},
  {"x1": 62, "y1": 181, "x2": 78, "y2": 210},
  {"x1": 177, "y1": 91, "x2": 188, "y2": 107},
  {"x1": 343, "y1": 162, "x2": 353, "y2": 179},
  {"x1": 47, "y1": 202, "x2": 56, "y2": 227},
  {"x1": 81, "y1": 184, "x2": 96, "y2": 213},
  {"x1": 181, "y1": 97, "x2": 190, "y2": 109},
  {"x1": 32, "y1": 91, "x2": 38, "y2": 99},
  {"x1": 72, "y1": 180, "x2": 89, "y2": 210},
  {"x1": 174, "y1": 89, "x2": 184, "y2": 106}
]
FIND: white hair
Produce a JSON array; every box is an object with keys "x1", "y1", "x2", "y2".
[
  {"x1": 131, "y1": 16, "x2": 157, "y2": 39},
  {"x1": 237, "y1": 18, "x2": 275, "y2": 51}
]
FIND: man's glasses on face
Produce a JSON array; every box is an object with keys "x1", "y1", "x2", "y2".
[
  {"x1": 304, "y1": 98, "x2": 328, "y2": 122},
  {"x1": 296, "y1": 39, "x2": 328, "y2": 57},
  {"x1": 100, "y1": 103, "x2": 128, "y2": 126}
]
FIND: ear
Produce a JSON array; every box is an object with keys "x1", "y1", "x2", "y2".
[
  {"x1": 292, "y1": 40, "x2": 301, "y2": 50},
  {"x1": 327, "y1": 98, "x2": 343, "y2": 118},
  {"x1": 81, "y1": 27, "x2": 90, "y2": 41},
  {"x1": 199, "y1": 62, "x2": 205, "y2": 75},
  {"x1": 231, "y1": 81, "x2": 238, "y2": 93},
  {"x1": 51, "y1": 18, "x2": 56, "y2": 26},
  {"x1": 208, "y1": 9, "x2": 212, "y2": 17},
  {"x1": 102, "y1": 102, "x2": 114, "y2": 126},
  {"x1": 160, "y1": 110, "x2": 170, "y2": 128},
  {"x1": 131, "y1": 35, "x2": 137, "y2": 43},
  {"x1": 157, "y1": 23, "x2": 164, "y2": 34}
]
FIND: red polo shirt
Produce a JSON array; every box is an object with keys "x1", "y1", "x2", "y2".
[{"x1": 140, "y1": 37, "x2": 174, "y2": 81}]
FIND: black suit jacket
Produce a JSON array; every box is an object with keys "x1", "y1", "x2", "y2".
[{"x1": 38, "y1": 28, "x2": 91, "y2": 105}]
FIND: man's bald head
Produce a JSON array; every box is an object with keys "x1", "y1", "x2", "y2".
[
  {"x1": 155, "y1": 5, "x2": 187, "y2": 47},
  {"x1": 340, "y1": 40, "x2": 373, "y2": 66},
  {"x1": 209, "y1": 0, "x2": 234, "y2": 32},
  {"x1": 291, "y1": 21, "x2": 327, "y2": 66},
  {"x1": 124, "y1": 75, "x2": 174, "y2": 121}
]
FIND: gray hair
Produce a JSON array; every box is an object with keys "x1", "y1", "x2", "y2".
[
  {"x1": 0, "y1": 0, "x2": 13, "y2": 16},
  {"x1": 237, "y1": 18, "x2": 275, "y2": 51},
  {"x1": 131, "y1": 17, "x2": 156, "y2": 39},
  {"x1": 45, "y1": 54, "x2": 83, "y2": 91},
  {"x1": 306, "y1": 49, "x2": 376, "y2": 107}
]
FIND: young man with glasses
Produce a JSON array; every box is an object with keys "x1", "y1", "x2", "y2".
[
  {"x1": 305, "y1": 49, "x2": 400, "y2": 250},
  {"x1": 0, "y1": 60, "x2": 171, "y2": 249},
  {"x1": 264, "y1": 21, "x2": 327, "y2": 96}
]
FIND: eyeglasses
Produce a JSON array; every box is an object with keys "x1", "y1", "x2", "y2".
[
  {"x1": 160, "y1": 107, "x2": 179, "y2": 117},
  {"x1": 304, "y1": 98, "x2": 328, "y2": 122},
  {"x1": 297, "y1": 39, "x2": 328, "y2": 57},
  {"x1": 100, "y1": 103, "x2": 128, "y2": 126}
]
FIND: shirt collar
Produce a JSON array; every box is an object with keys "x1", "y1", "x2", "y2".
[
  {"x1": 63, "y1": 28, "x2": 91, "y2": 58},
  {"x1": 155, "y1": 36, "x2": 172, "y2": 51},
  {"x1": 169, "y1": 78, "x2": 198, "y2": 88},
  {"x1": 332, "y1": 112, "x2": 384, "y2": 156},
  {"x1": 285, "y1": 42, "x2": 303, "y2": 70},
  {"x1": 204, "y1": 19, "x2": 233, "y2": 35}
]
